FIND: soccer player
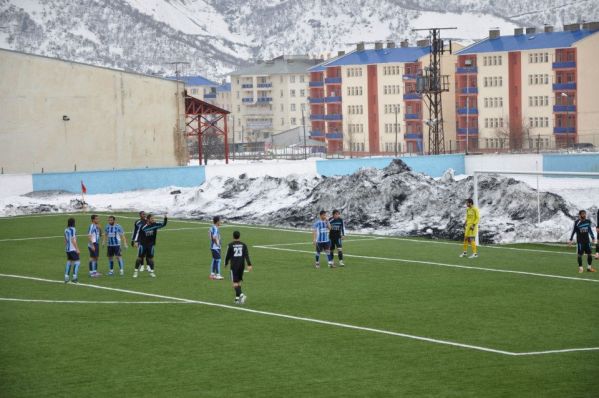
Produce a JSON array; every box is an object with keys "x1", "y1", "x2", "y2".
[
  {"x1": 596, "y1": 208, "x2": 599, "y2": 260},
  {"x1": 133, "y1": 213, "x2": 167, "y2": 278},
  {"x1": 224, "y1": 230, "x2": 253, "y2": 304},
  {"x1": 209, "y1": 216, "x2": 224, "y2": 280},
  {"x1": 329, "y1": 209, "x2": 346, "y2": 267},
  {"x1": 88, "y1": 214, "x2": 102, "y2": 276},
  {"x1": 64, "y1": 217, "x2": 81, "y2": 283},
  {"x1": 103, "y1": 215, "x2": 127, "y2": 276},
  {"x1": 460, "y1": 198, "x2": 480, "y2": 258},
  {"x1": 568, "y1": 210, "x2": 597, "y2": 273},
  {"x1": 132, "y1": 211, "x2": 147, "y2": 271},
  {"x1": 313, "y1": 210, "x2": 334, "y2": 268}
]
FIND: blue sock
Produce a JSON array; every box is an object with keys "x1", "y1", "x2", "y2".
[
  {"x1": 88, "y1": 261, "x2": 92, "y2": 271},
  {"x1": 65, "y1": 262, "x2": 71, "y2": 278},
  {"x1": 109, "y1": 260, "x2": 114, "y2": 271},
  {"x1": 211, "y1": 260, "x2": 217, "y2": 274},
  {"x1": 327, "y1": 253, "x2": 333, "y2": 262},
  {"x1": 315, "y1": 252, "x2": 320, "y2": 263},
  {"x1": 118, "y1": 258, "x2": 124, "y2": 271},
  {"x1": 92, "y1": 261, "x2": 97, "y2": 272},
  {"x1": 216, "y1": 259, "x2": 221, "y2": 275},
  {"x1": 73, "y1": 261, "x2": 80, "y2": 278}
]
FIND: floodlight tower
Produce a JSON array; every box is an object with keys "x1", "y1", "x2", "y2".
[{"x1": 412, "y1": 27, "x2": 456, "y2": 155}]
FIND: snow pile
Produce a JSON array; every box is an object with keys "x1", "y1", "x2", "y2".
[{"x1": 0, "y1": 160, "x2": 589, "y2": 244}]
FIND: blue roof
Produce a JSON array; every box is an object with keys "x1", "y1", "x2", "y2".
[
  {"x1": 457, "y1": 30, "x2": 599, "y2": 54},
  {"x1": 320, "y1": 47, "x2": 432, "y2": 69},
  {"x1": 167, "y1": 75, "x2": 219, "y2": 87},
  {"x1": 216, "y1": 82, "x2": 231, "y2": 92}
]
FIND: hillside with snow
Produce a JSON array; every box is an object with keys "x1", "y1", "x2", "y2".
[{"x1": 2, "y1": 0, "x2": 598, "y2": 78}]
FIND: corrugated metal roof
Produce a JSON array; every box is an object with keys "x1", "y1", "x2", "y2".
[
  {"x1": 168, "y1": 75, "x2": 220, "y2": 87},
  {"x1": 216, "y1": 82, "x2": 231, "y2": 92},
  {"x1": 457, "y1": 30, "x2": 599, "y2": 54},
  {"x1": 231, "y1": 58, "x2": 322, "y2": 76},
  {"x1": 316, "y1": 46, "x2": 432, "y2": 68}
]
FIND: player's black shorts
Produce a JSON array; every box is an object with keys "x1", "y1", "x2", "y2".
[
  {"x1": 330, "y1": 237, "x2": 343, "y2": 251},
  {"x1": 107, "y1": 246, "x2": 122, "y2": 257},
  {"x1": 315, "y1": 241, "x2": 330, "y2": 252},
  {"x1": 138, "y1": 244, "x2": 155, "y2": 259},
  {"x1": 230, "y1": 265, "x2": 244, "y2": 283},
  {"x1": 211, "y1": 249, "x2": 221, "y2": 260},
  {"x1": 66, "y1": 251, "x2": 80, "y2": 261},
  {"x1": 578, "y1": 243, "x2": 592, "y2": 256},
  {"x1": 88, "y1": 243, "x2": 99, "y2": 258}
]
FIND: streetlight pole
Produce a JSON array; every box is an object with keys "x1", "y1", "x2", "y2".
[
  {"x1": 394, "y1": 104, "x2": 399, "y2": 157},
  {"x1": 301, "y1": 106, "x2": 307, "y2": 160}
]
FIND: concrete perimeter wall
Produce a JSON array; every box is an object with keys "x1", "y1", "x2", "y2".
[{"x1": 3, "y1": 153, "x2": 599, "y2": 197}]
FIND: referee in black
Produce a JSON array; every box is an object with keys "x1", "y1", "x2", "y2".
[{"x1": 224, "y1": 231, "x2": 253, "y2": 305}]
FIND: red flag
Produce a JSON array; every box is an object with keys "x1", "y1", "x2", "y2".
[{"x1": 81, "y1": 181, "x2": 87, "y2": 194}]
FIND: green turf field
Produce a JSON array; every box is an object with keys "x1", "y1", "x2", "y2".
[{"x1": 1, "y1": 213, "x2": 598, "y2": 397}]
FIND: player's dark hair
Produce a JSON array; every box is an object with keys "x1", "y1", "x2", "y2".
[
  {"x1": 319, "y1": 210, "x2": 326, "y2": 216},
  {"x1": 146, "y1": 213, "x2": 153, "y2": 220},
  {"x1": 213, "y1": 216, "x2": 220, "y2": 224},
  {"x1": 233, "y1": 231, "x2": 240, "y2": 239},
  {"x1": 332, "y1": 209, "x2": 340, "y2": 215},
  {"x1": 139, "y1": 211, "x2": 145, "y2": 217},
  {"x1": 91, "y1": 214, "x2": 98, "y2": 221},
  {"x1": 108, "y1": 215, "x2": 115, "y2": 221},
  {"x1": 466, "y1": 199, "x2": 474, "y2": 205},
  {"x1": 579, "y1": 210, "x2": 586, "y2": 215},
  {"x1": 67, "y1": 217, "x2": 75, "y2": 227}
]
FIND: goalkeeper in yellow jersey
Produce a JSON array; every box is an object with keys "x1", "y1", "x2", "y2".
[{"x1": 460, "y1": 198, "x2": 480, "y2": 258}]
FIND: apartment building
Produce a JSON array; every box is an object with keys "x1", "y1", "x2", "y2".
[
  {"x1": 455, "y1": 23, "x2": 599, "y2": 151},
  {"x1": 229, "y1": 55, "x2": 322, "y2": 148},
  {"x1": 309, "y1": 41, "x2": 458, "y2": 155}
]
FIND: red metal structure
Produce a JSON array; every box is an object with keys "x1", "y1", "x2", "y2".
[{"x1": 185, "y1": 94, "x2": 230, "y2": 164}]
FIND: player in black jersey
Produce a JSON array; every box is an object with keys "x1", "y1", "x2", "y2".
[
  {"x1": 329, "y1": 209, "x2": 345, "y2": 267},
  {"x1": 132, "y1": 211, "x2": 147, "y2": 272},
  {"x1": 596, "y1": 208, "x2": 599, "y2": 260},
  {"x1": 224, "y1": 231, "x2": 253, "y2": 305},
  {"x1": 568, "y1": 210, "x2": 596, "y2": 273},
  {"x1": 133, "y1": 213, "x2": 167, "y2": 278}
]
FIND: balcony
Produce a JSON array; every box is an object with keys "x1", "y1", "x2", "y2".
[
  {"x1": 309, "y1": 97, "x2": 325, "y2": 103},
  {"x1": 405, "y1": 133, "x2": 423, "y2": 139},
  {"x1": 553, "y1": 127, "x2": 576, "y2": 134},
  {"x1": 456, "y1": 66, "x2": 478, "y2": 74},
  {"x1": 310, "y1": 130, "x2": 325, "y2": 139},
  {"x1": 309, "y1": 81, "x2": 324, "y2": 87},
  {"x1": 326, "y1": 132, "x2": 343, "y2": 140},
  {"x1": 402, "y1": 73, "x2": 418, "y2": 80},
  {"x1": 552, "y1": 61, "x2": 576, "y2": 69},
  {"x1": 324, "y1": 96, "x2": 342, "y2": 103},
  {"x1": 403, "y1": 93, "x2": 422, "y2": 100},
  {"x1": 324, "y1": 77, "x2": 342, "y2": 84},
  {"x1": 457, "y1": 107, "x2": 478, "y2": 115},
  {"x1": 256, "y1": 97, "x2": 273, "y2": 103},
  {"x1": 257, "y1": 83, "x2": 272, "y2": 88},
  {"x1": 241, "y1": 84, "x2": 253, "y2": 89},
  {"x1": 325, "y1": 114, "x2": 343, "y2": 121},
  {"x1": 553, "y1": 105, "x2": 576, "y2": 113},
  {"x1": 310, "y1": 114, "x2": 326, "y2": 121},
  {"x1": 553, "y1": 82, "x2": 576, "y2": 91},
  {"x1": 203, "y1": 93, "x2": 216, "y2": 99},
  {"x1": 458, "y1": 128, "x2": 479, "y2": 135},
  {"x1": 242, "y1": 97, "x2": 254, "y2": 103},
  {"x1": 404, "y1": 113, "x2": 422, "y2": 120},
  {"x1": 460, "y1": 87, "x2": 478, "y2": 94}
]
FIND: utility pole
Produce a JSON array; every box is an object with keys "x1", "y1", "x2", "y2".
[
  {"x1": 394, "y1": 104, "x2": 399, "y2": 157},
  {"x1": 168, "y1": 61, "x2": 190, "y2": 134},
  {"x1": 301, "y1": 106, "x2": 307, "y2": 159},
  {"x1": 413, "y1": 27, "x2": 456, "y2": 155},
  {"x1": 466, "y1": 82, "x2": 470, "y2": 155},
  {"x1": 232, "y1": 114, "x2": 236, "y2": 161}
]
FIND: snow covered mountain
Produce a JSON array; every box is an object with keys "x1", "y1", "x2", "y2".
[{"x1": 1, "y1": 0, "x2": 597, "y2": 78}]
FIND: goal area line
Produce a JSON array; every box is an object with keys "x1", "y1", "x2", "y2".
[{"x1": 1, "y1": 273, "x2": 597, "y2": 357}]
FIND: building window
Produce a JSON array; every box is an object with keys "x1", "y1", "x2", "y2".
[
  {"x1": 290, "y1": 89, "x2": 296, "y2": 97},
  {"x1": 290, "y1": 103, "x2": 296, "y2": 111},
  {"x1": 300, "y1": 75, "x2": 305, "y2": 83},
  {"x1": 291, "y1": 117, "x2": 297, "y2": 125},
  {"x1": 290, "y1": 75, "x2": 296, "y2": 83},
  {"x1": 281, "y1": 118, "x2": 284, "y2": 126},
  {"x1": 300, "y1": 89, "x2": 305, "y2": 97}
]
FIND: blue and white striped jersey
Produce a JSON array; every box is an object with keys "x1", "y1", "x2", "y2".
[
  {"x1": 88, "y1": 223, "x2": 100, "y2": 244},
  {"x1": 105, "y1": 224, "x2": 124, "y2": 246},
  {"x1": 209, "y1": 225, "x2": 221, "y2": 249},
  {"x1": 313, "y1": 219, "x2": 330, "y2": 243},
  {"x1": 64, "y1": 227, "x2": 77, "y2": 252}
]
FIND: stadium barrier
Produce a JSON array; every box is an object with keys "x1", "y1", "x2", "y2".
[{"x1": 543, "y1": 153, "x2": 599, "y2": 173}]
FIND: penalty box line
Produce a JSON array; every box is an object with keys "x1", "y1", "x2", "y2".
[
  {"x1": 0, "y1": 273, "x2": 597, "y2": 357},
  {"x1": 0, "y1": 298, "x2": 187, "y2": 304},
  {"x1": 253, "y1": 246, "x2": 599, "y2": 284}
]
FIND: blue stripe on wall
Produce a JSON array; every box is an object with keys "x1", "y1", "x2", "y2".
[
  {"x1": 316, "y1": 154, "x2": 465, "y2": 177},
  {"x1": 543, "y1": 153, "x2": 599, "y2": 173},
  {"x1": 32, "y1": 166, "x2": 205, "y2": 194}
]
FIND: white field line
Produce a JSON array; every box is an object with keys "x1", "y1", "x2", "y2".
[
  {"x1": 256, "y1": 237, "x2": 384, "y2": 247},
  {"x1": 1, "y1": 273, "x2": 597, "y2": 357},
  {"x1": 0, "y1": 227, "x2": 205, "y2": 242},
  {"x1": 0, "y1": 215, "x2": 577, "y2": 255},
  {"x1": 0, "y1": 298, "x2": 184, "y2": 304},
  {"x1": 254, "y1": 246, "x2": 599, "y2": 284}
]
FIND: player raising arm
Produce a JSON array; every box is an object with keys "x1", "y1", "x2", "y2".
[
  {"x1": 224, "y1": 231, "x2": 253, "y2": 305},
  {"x1": 568, "y1": 210, "x2": 597, "y2": 273},
  {"x1": 132, "y1": 211, "x2": 147, "y2": 272},
  {"x1": 133, "y1": 213, "x2": 167, "y2": 278}
]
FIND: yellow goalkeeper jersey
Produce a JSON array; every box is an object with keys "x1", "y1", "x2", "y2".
[{"x1": 465, "y1": 206, "x2": 480, "y2": 226}]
